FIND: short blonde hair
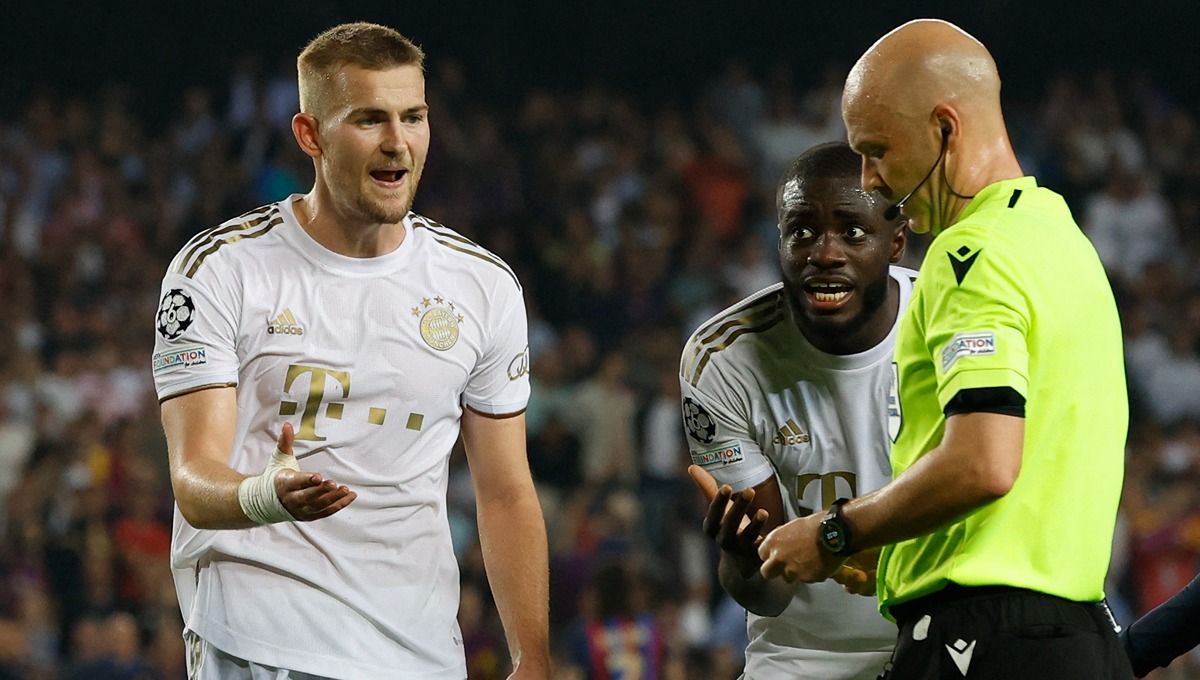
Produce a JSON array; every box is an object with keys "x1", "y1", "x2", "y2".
[{"x1": 297, "y1": 22, "x2": 425, "y2": 116}]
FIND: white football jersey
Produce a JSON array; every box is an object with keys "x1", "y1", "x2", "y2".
[
  {"x1": 152, "y1": 197, "x2": 530, "y2": 679},
  {"x1": 679, "y1": 267, "x2": 915, "y2": 680}
]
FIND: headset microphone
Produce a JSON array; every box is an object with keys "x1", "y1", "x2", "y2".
[{"x1": 883, "y1": 126, "x2": 950, "y2": 221}]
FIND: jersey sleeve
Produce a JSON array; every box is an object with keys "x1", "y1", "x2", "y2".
[
  {"x1": 463, "y1": 278, "x2": 530, "y2": 416},
  {"x1": 151, "y1": 270, "x2": 241, "y2": 400},
  {"x1": 921, "y1": 226, "x2": 1031, "y2": 411},
  {"x1": 678, "y1": 364, "x2": 773, "y2": 491}
]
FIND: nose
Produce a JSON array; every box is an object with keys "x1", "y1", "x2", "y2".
[
  {"x1": 380, "y1": 118, "x2": 408, "y2": 156},
  {"x1": 807, "y1": 232, "x2": 847, "y2": 268},
  {"x1": 861, "y1": 156, "x2": 884, "y2": 194}
]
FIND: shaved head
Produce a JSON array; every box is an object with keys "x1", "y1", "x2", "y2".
[
  {"x1": 844, "y1": 19, "x2": 1001, "y2": 128},
  {"x1": 842, "y1": 19, "x2": 1022, "y2": 233}
]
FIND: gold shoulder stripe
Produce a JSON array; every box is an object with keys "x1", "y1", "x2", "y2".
[
  {"x1": 681, "y1": 295, "x2": 780, "y2": 372},
  {"x1": 176, "y1": 204, "x2": 273, "y2": 256},
  {"x1": 683, "y1": 294, "x2": 784, "y2": 381},
  {"x1": 175, "y1": 206, "x2": 278, "y2": 275},
  {"x1": 185, "y1": 215, "x2": 284, "y2": 278},
  {"x1": 692, "y1": 289, "x2": 783, "y2": 344},
  {"x1": 699, "y1": 290, "x2": 784, "y2": 346},
  {"x1": 417, "y1": 224, "x2": 520, "y2": 289},
  {"x1": 172, "y1": 205, "x2": 275, "y2": 269},
  {"x1": 690, "y1": 311, "x2": 785, "y2": 386},
  {"x1": 414, "y1": 219, "x2": 521, "y2": 286},
  {"x1": 426, "y1": 235, "x2": 522, "y2": 290}
]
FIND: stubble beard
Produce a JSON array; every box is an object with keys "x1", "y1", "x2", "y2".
[{"x1": 359, "y1": 166, "x2": 422, "y2": 224}]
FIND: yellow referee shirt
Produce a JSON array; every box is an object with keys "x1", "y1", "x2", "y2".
[{"x1": 878, "y1": 176, "x2": 1127, "y2": 618}]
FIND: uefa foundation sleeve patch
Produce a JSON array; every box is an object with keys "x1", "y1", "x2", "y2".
[
  {"x1": 940, "y1": 332, "x2": 997, "y2": 373},
  {"x1": 153, "y1": 346, "x2": 208, "y2": 374},
  {"x1": 691, "y1": 442, "x2": 744, "y2": 468}
]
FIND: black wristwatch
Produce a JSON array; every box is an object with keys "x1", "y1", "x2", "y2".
[{"x1": 818, "y1": 498, "x2": 854, "y2": 556}]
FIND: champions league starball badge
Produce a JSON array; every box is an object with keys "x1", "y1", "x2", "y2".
[
  {"x1": 683, "y1": 397, "x2": 717, "y2": 443},
  {"x1": 156, "y1": 289, "x2": 196, "y2": 340}
]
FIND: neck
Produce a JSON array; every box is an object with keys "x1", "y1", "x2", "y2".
[
  {"x1": 934, "y1": 133, "x2": 1023, "y2": 233},
  {"x1": 294, "y1": 185, "x2": 407, "y2": 258}
]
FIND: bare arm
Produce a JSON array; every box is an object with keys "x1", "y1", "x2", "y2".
[
  {"x1": 161, "y1": 386, "x2": 356, "y2": 530},
  {"x1": 842, "y1": 411, "x2": 1023, "y2": 549},
  {"x1": 689, "y1": 466, "x2": 793, "y2": 616},
  {"x1": 759, "y1": 412, "x2": 1024, "y2": 582},
  {"x1": 460, "y1": 407, "x2": 549, "y2": 678}
]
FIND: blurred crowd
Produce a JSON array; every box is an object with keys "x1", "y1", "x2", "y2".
[{"x1": 0, "y1": 52, "x2": 1198, "y2": 679}]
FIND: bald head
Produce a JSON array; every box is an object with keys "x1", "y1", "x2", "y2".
[
  {"x1": 844, "y1": 19, "x2": 1001, "y2": 126},
  {"x1": 842, "y1": 19, "x2": 1023, "y2": 233}
]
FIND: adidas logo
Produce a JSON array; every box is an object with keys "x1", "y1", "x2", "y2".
[
  {"x1": 268, "y1": 308, "x2": 305, "y2": 336},
  {"x1": 773, "y1": 418, "x2": 810, "y2": 446}
]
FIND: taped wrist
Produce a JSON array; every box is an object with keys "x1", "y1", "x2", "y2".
[{"x1": 238, "y1": 447, "x2": 301, "y2": 524}]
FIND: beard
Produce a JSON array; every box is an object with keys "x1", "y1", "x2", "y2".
[
  {"x1": 326, "y1": 158, "x2": 422, "y2": 225},
  {"x1": 357, "y1": 167, "x2": 422, "y2": 224},
  {"x1": 356, "y1": 180, "x2": 418, "y2": 224},
  {"x1": 838, "y1": 271, "x2": 890, "y2": 336},
  {"x1": 782, "y1": 268, "x2": 890, "y2": 337}
]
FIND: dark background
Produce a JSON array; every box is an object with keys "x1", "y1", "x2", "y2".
[{"x1": 3, "y1": 1, "x2": 1196, "y2": 123}]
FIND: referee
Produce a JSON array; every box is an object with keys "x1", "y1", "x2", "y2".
[{"x1": 755, "y1": 19, "x2": 1133, "y2": 679}]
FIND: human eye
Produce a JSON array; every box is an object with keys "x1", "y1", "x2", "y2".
[
  {"x1": 788, "y1": 225, "x2": 816, "y2": 241},
  {"x1": 847, "y1": 225, "x2": 867, "y2": 240}
]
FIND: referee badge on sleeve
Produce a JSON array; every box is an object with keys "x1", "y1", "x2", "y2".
[{"x1": 940, "y1": 332, "x2": 996, "y2": 372}]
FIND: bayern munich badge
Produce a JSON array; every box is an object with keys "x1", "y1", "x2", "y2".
[{"x1": 411, "y1": 295, "x2": 463, "y2": 351}]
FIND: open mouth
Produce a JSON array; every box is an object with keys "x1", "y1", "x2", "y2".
[
  {"x1": 369, "y1": 168, "x2": 409, "y2": 186},
  {"x1": 802, "y1": 280, "x2": 854, "y2": 310}
]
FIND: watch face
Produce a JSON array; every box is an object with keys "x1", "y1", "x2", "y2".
[{"x1": 821, "y1": 519, "x2": 847, "y2": 553}]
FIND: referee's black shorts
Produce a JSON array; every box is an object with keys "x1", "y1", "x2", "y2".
[{"x1": 879, "y1": 584, "x2": 1133, "y2": 680}]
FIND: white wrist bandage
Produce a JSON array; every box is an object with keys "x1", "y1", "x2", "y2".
[{"x1": 238, "y1": 447, "x2": 301, "y2": 525}]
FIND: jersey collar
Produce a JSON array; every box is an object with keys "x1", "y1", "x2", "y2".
[
  {"x1": 277, "y1": 195, "x2": 416, "y2": 276},
  {"x1": 951, "y1": 176, "x2": 1039, "y2": 227}
]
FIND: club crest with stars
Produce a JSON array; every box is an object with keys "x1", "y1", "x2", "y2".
[{"x1": 411, "y1": 295, "x2": 464, "y2": 351}]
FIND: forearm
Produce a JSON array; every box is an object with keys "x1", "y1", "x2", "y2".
[
  {"x1": 718, "y1": 551, "x2": 793, "y2": 617},
  {"x1": 1123, "y1": 572, "x2": 1200, "y2": 677},
  {"x1": 172, "y1": 457, "x2": 255, "y2": 529},
  {"x1": 846, "y1": 441, "x2": 1004, "y2": 551},
  {"x1": 476, "y1": 488, "x2": 550, "y2": 674}
]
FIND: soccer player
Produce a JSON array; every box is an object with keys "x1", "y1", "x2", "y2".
[
  {"x1": 754, "y1": 19, "x2": 1133, "y2": 679},
  {"x1": 681, "y1": 141, "x2": 911, "y2": 679},
  {"x1": 152, "y1": 23, "x2": 548, "y2": 679}
]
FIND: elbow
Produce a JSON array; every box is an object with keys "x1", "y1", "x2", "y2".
[
  {"x1": 174, "y1": 493, "x2": 211, "y2": 529},
  {"x1": 170, "y1": 475, "x2": 217, "y2": 530},
  {"x1": 972, "y1": 454, "x2": 1021, "y2": 501}
]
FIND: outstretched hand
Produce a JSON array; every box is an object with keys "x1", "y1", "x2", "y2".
[
  {"x1": 272, "y1": 422, "x2": 357, "y2": 521},
  {"x1": 689, "y1": 465, "x2": 770, "y2": 577}
]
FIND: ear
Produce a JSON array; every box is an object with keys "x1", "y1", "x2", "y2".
[
  {"x1": 890, "y1": 219, "x2": 908, "y2": 263},
  {"x1": 291, "y1": 112, "x2": 322, "y2": 159},
  {"x1": 931, "y1": 104, "x2": 961, "y2": 144}
]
